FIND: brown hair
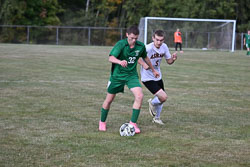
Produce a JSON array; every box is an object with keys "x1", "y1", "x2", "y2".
[
  {"x1": 126, "y1": 25, "x2": 139, "y2": 35},
  {"x1": 153, "y1": 30, "x2": 165, "y2": 37}
]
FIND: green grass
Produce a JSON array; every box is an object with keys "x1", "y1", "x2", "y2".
[{"x1": 0, "y1": 44, "x2": 250, "y2": 167}]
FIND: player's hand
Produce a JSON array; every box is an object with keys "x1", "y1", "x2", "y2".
[
  {"x1": 119, "y1": 60, "x2": 127, "y2": 67},
  {"x1": 172, "y1": 52, "x2": 177, "y2": 61},
  {"x1": 153, "y1": 70, "x2": 160, "y2": 78}
]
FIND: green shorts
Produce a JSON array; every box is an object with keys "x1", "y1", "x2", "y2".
[{"x1": 107, "y1": 75, "x2": 141, "y2": 94}]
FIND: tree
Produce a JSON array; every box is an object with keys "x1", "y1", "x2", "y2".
[
  {"x1": 0, "y1": 0, "x2": 63, "y2": 25},
  {"x1": 235, "y1": 0, "x2": 250, "y2": 32},
  {"x1": 0, "y1": 0, "x2": 249, "y2": 32},
  {"x1": 120, "y1": 0, "x2": 150, "y2": 27}
]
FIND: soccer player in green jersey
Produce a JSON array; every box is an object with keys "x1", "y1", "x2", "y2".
[
  {"x1": 99, "y1": 25, "x2": 159, "y2": 134},
  {"x1": 244, "y1": 30, "x2": 250, "y2": 56}
]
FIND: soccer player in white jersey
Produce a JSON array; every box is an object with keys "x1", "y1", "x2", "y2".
[{"x1": 138, "y1": 30, "x2": 177, "y2": 125}]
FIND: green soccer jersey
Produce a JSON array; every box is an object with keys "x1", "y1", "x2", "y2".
[
  {"x1": 245, "y1": 34, "x2": 250, "y2": 44},
  {"x1": 109, "y1": 38, "x2": 147, "y2": 79}
]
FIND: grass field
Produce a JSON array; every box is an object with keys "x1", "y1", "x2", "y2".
[{"x1": 0, "y1": 44, "x2": 250, "y2": 167}]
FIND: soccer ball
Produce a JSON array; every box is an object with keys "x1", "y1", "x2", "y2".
[{"x1": 119, "y1": 123, "x2": 135, "y2": 136}]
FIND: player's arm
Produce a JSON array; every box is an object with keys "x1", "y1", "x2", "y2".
[
  {"x1": 143, "y1": 57, "x2": 160, "y2": 78},
  {"x1": 166, "y1": 52, "x2": 177, "y2": 65},
  {"x1": 109, "y1": 55, "x2": 127, "y2": 67},
  {"x1": 138, "y1": 58, "x2": 149, "y2": 70}
]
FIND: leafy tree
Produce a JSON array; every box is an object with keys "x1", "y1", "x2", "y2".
[
  {"x1": 0, "y1": 0, "x2": 21, "y2": 24},
  {"x1": 0, "y1": 0, "x2": 63, "y2": 25},
  {"x1": 118, "y1": 0, "x2": 150, "y2": 27},
  {"x1": 148, "y1": 0, "x2": 171, "y2": 17},
  {"x1": 235, "y1": 0, "x2": 250, "y2": 32},
  {"x1": 0, "y1": 0, "x2": 249, "y2": 32}
]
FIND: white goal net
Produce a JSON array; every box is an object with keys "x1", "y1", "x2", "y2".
[{"x1": 138, "y1": 17, "x2": 236, "y2": 52}]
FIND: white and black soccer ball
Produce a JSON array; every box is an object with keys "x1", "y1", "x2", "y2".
[{"x1": 119, "y1": 123, "x2": 135, "y2": 136}]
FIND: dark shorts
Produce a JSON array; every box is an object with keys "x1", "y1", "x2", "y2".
[{"x1": 142, "y1": 79, "x2": 165, "y2": 95}]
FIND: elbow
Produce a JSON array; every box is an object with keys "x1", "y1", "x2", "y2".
[{"x1": 108, "y1": 55, "x2": 114, "y2": 63}]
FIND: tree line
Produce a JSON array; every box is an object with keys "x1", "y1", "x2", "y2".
[{"x1": 0, "y1": 0, "x2": 249, "y2": 32}]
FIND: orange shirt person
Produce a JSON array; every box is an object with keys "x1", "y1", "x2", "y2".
[{"x1": 174, "y1": 28, "x2": 183, "y2": 53}]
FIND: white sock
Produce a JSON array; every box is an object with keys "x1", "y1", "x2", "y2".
[
  {"x1": 155, "y1": 103, "x2": 163, "y2": 118},
  {"x1": 151, "y1": 96, "x2": 161, "y2": 106}
]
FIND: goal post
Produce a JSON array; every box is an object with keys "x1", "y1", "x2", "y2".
[{"x1": 138, "y1": 17, "x2": 236, "y2": 52}]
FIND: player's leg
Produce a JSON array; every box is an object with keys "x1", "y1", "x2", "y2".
[
  {"x1": 247, "y1": 44, "x2": 250, "y2": 55},
  {"x1": 143, "y1": 80, "x2": 167, "y2": 125},
  {"x1": 130, "y1": 86, "x2": 143, "y2": 118},
  {"x1": 143, "y1": 80, "x2": 161, "y2": 116},
  {"x1": 101, "y1": 93, "x2": 116, "y2": 120},
  {"x1": 99, "y1": 77, "x2": 124, "y2": 131},
  {"x1": 152, "y1": 89, "x2": 167, "y2": 124},
  {"x1": 154, "y1": 89, "x2": 168, "y2": 103},
  {"x1": 175, "y1": 43, "x2": 178, "y2": 51},
  {"x1": 130, "y1": 86, "x2": 143, "y2": 133},
  {"x1": 99, "y1": 93, "x2": 116, "y2": 131},
  {"x1": 127, "y1": 77, "x2": 143, "y2": 133},
  {"x1": 151, "y1": 89, "x2": 167, "y2": 109},
  {"x1": 150, "y1": 90, "x2": 167, "y2": 125},
  {"x1": 130, "y1": 87, "x2": 144, "y2": 109},
  {"x1": 143, "y1": 80, "x2": 167, "y2": 118}
]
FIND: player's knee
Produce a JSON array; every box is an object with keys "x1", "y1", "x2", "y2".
[
  {"x1": 159, "y1": 94, "x2": 168, "y2": 103},
  {"x1": 136, "y1": 92, "x2": 144, "y2": 102}
]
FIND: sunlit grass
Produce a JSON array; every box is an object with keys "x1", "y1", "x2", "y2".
[{"x1": 0, "y1": 44, "x2": 250, "y2": 166}]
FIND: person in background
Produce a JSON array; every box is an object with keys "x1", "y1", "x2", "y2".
[
  {"x1": 174, "y1": 28, "x2": 183, "y2": 53},
  {"x1": 244, "y1": 30, "x2": 250, "y2": 56}
]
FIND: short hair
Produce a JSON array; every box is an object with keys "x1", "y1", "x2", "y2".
[
  {"x1": 153, "y1": 30, "x2": 165, "y2": 37},
  {"x1": 126, "y1": 25, "x2": 139, "y2": 35}
]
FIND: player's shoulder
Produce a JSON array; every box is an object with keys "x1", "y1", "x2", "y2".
[
  {"x1": 162, "y1": 43, "x2": 168, "y2": 48},
  {"x1": 113, "y1": 39, "x2": 128, "y2": 49},
  {"x1": 136, "y1": 40, "x2": 145, "y2": 47},
  {"x1": 146, "y1": 42, "x2": 154, "y2": 50},
  {"x1": 160, "y1": 43, "x2": 169, "y2": 50}
]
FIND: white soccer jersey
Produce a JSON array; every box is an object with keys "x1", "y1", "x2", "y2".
[{"x1": 140, "y1": 42, "x2": 171, "y2": 82}]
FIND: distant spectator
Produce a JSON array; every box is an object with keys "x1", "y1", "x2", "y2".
[
  {"x1": 244, "y1": 30, "x2": 250, "y2": 56},
  {"x1": 174, "y1": 28, "x2": 183, "y2": 53}
]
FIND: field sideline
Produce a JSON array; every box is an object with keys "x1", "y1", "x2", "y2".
[{"x1": 0, "y1": 44, "x2": 250, "y2": 167}]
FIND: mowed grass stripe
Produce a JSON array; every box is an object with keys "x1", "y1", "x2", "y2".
[{"x1": 0, "y1": 44, "x2": 250, "y2": 166}]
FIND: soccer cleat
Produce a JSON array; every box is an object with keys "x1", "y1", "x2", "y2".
[
  {"x1": 99, "y1": 121, "x2": 106, "y2": 131},
  {"x1": 148, "y1": 98, "x2": 156, "y2": 117},
  {"x1": 129, "y1": 121, "x2": 140, "y2": 134},
  {"x1": 152, "y1": 117, "x2": 164, "y2": 125}
]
